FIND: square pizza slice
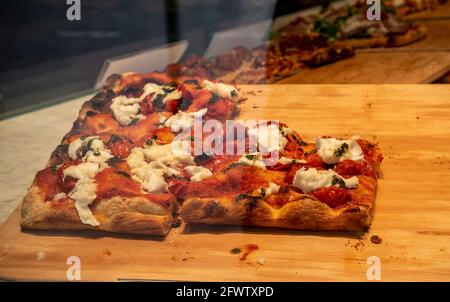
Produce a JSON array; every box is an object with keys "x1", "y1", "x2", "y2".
[{"x1": 21, "y1": 72, "x2": 241, "y2": 235}]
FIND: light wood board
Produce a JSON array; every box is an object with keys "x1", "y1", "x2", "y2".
[
  {"x1": 1, "y1": 85, "x2": 450, "y2": 281},
  {"x1": 278, "y1": 51, "x2": 450, "y2": 84}
]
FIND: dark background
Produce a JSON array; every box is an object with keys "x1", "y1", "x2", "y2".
[{"x1": 0, "y1": 0, "x2": 323, "y2": 116}]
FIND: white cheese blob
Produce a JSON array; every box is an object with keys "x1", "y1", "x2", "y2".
[
  {"x1": 203, "y1": 80, "x2": 238, "y2": 100},
  {"x1": 292, "y1": 167, "x2": 359, "y2": 194},
  {"x1": 315, "y1": 136, "x2": 364, "y2": 165},
  {"x1": 164, "y1": 108, "x2": 207, "y2": 131},
  {"x1": 110, "y1": 83, "x2": 181, "y2": 126},
  {"x1": 278, "y1": 157, "x2": 307, "y2": 165},
  {"x1": 126, "y1": 141, "x2": 195, "y2": 193},
  {"x1": 67, "y1": 136, "x2": 113, "y2": 164},
  {"x1": 126, "y1": 147, "x2": 168, "y2": 193},
  {"x1": 141, "y1": 83, "x2": 182, "y2": 105},
  {"x1": 248, "y1": 124, "x2": 288, "y2": 153},
  {"x1": 256, "y1": 182, "x2": 280, "y2": 197},
  {"x1": 184, "y1": 166, "x2": 213, "y2": 182},
  {"x1": 110, "y1": 95, "x2": 143, "y2": 126},
  {"x1": 238, "y1": 153, "x2": 266, "y2": 169},
  {"x1": 63, "y1": 162, "x2": 103, "y2": 226}
]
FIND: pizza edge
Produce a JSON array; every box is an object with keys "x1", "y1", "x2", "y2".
[
  {"x1": 21, "y1": 184, "x2": 174, "y2": 236},
  {"x1": 180, "y1": 193, "x2": 374, "y2": 231}
]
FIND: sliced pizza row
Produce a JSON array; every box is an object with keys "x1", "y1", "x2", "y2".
[{"x1": 21, "y1": 72, "x2": 383, "y2": 236}]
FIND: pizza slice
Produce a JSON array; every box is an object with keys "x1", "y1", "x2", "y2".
[
  {"x1": 180, "y1": 123, "x2": 383, "y2": 231},
  {"x1": 277, "y1": 1, "x2": 426, "y2": 50},
  {"x1": 21, "y1": 73, "x2": 242, "y2": 235},
  {"x1": 313, "y1": 1, "x2": 427, "y2": 48}
]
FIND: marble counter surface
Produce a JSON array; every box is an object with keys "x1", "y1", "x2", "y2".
[{"x1": 0, "y1": 94, "x2": 94, "y2": 224}]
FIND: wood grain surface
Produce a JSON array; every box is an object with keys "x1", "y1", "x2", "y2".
[
  {"x1": 277, "y1": 51, "x2": 450, "y2": 84},
  {"x1": 0, "y1": 85, "x2": 450, "y2": 281}
]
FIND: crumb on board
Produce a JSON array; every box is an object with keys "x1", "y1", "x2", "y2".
[
  {"x1": 36, "y1": 251, "x2": 46, "y2": 260},
  {"x1": 370, "y1": 235, "x2": 383, "y2": 244},
  {"x1": 230, "y1": 247, "x2": 241, "y2": 254},
  {"x1": 103, "y1": 250, "x2": 112, "y2": 256},
  {"x1": 252, "y1": 105, "x2": 259, "y2": 109},
  {"x1": 257, "y1": 257, "x2": 267, "y2": 266},
  {"x1": 345, "y1": 240, "x2": 365, "y2": 250}
]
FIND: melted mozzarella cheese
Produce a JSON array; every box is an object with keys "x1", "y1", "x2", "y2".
[
  {"x1": 164, "y1": 108, "x2": 207, "y2": 130},
  {"x1": 142, "y1": 83, "x2": 182, "y2": 104},
  {"x1": 203, "y1": 80, "x2": 238, "y2": 100},
  {"x1": 292, "y1": 167, "x2": 359, "y2": 193},
  {"x1": 238, "y1": 153, "x2": 266, "y2": 169},
  {"x1": 278, "y1": 157, "x2": 307, "y2": 165},
  {"x1": 248, "y1": 124, "x2": 287, "y2": 153},
  {"x1": 63, "y1": 162, "x2": 103, "y2": 226},
  {"x1": 184, "y1": 166, "x2": 213, "y2": 182},
  {"x1": 110, "y1": 83, "x2": 181, "y2": 126},
  {"x1": 126, "y1": 140, "x2": 196, "y2": 193},
  {"x1": 126, "y1": 147, "x2": 168, "y2": 194},
  {"x1": 256, "y1": 182, "x2": 280, "y2": 197},
  {"x1": 315, "y1": 136, "x2": 364, "y2": 165},
  {"x1": 67, "y1": 136, "x2": 113, "y2": 164},
  {"x1": 110, "y1": 95, "x2": 143, "y2": 126}
]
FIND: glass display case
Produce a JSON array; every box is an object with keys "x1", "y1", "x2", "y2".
[{"x1": 0, "y1": 0, "x2": 449, "y2": 283}]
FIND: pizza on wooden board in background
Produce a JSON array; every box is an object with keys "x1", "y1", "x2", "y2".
[
  {"x1": 278, "y1": 0, "x2": 427, "y2": 49},
  {"x1": 21, "y1": 72, "x2": 383, "y2": 236}
]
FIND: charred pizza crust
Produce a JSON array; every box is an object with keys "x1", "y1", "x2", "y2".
[
  {"x1": 180, "y1": 173, "x2": 377, "y2": 231},
  {"x1": 21, "y1": 185, "x2": 174, "y2": 235},
  {"x1": 181, "y1": 194, "x2": 373, "y2": 231}
]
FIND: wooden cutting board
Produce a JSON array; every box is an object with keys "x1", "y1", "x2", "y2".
[
  {"x1": 1, "y1": 85, "x2": 450, "y2": 281},
  {"x1": 277, "y1": 51, "x2": 450, "y2": 84}
]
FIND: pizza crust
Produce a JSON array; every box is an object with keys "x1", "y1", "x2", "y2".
[
  {"x1": 21, "y1": 185, "x2": 174, "y2": 236},
  {"x1": 180, "y1": 194, "x2": 373, "y2": 231}
]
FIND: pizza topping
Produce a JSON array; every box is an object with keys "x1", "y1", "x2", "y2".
[
  {"x1": 278, "y1": 157, "x2": 307, "y2": 165},
  {"x1": 203, "y1": 80, "x2": 238, "y2": 100},
  {"x1": 110, "y1": 82, "x2": 182, "y2": 125},
  {"x1": 126, "y1": 140, "x2": 196, "y2": 193},
  {"x1": 292, "y1": 167, "x2": 359, "y2": 194},
  {"x1": 316, "y1": 136, "x2": 363, "y2": 165},
  {"x1": 164, "y1": 108, "x2": 207, "y2": 130},
  {"x1": 110, "y1": 95, "x2": 144, "y2": 126},
  {"x1": 248, "y1": 124, "x2": 288, "y2": 153},
  {"x1": 238, "y1": 153, "x2": 266, "y2": 169},
  {"x1": 126, "y1": 147, "x2": 168, "y2": 193},
  {"x1": 255, "y1": 182, "x2": 280, "y2": 198},
  {"x1": 184, "y1": 166, "x2": 213, "y2": 182},
  {"x1": 311, "y1": 186, "x2": 351, "y2": 208},
  {"x1": 63, "y1": 162, "x2": 104, "y2": 226},
  {"x1": 68, "y1": 136, "x2": 113, "y2": 164}
]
